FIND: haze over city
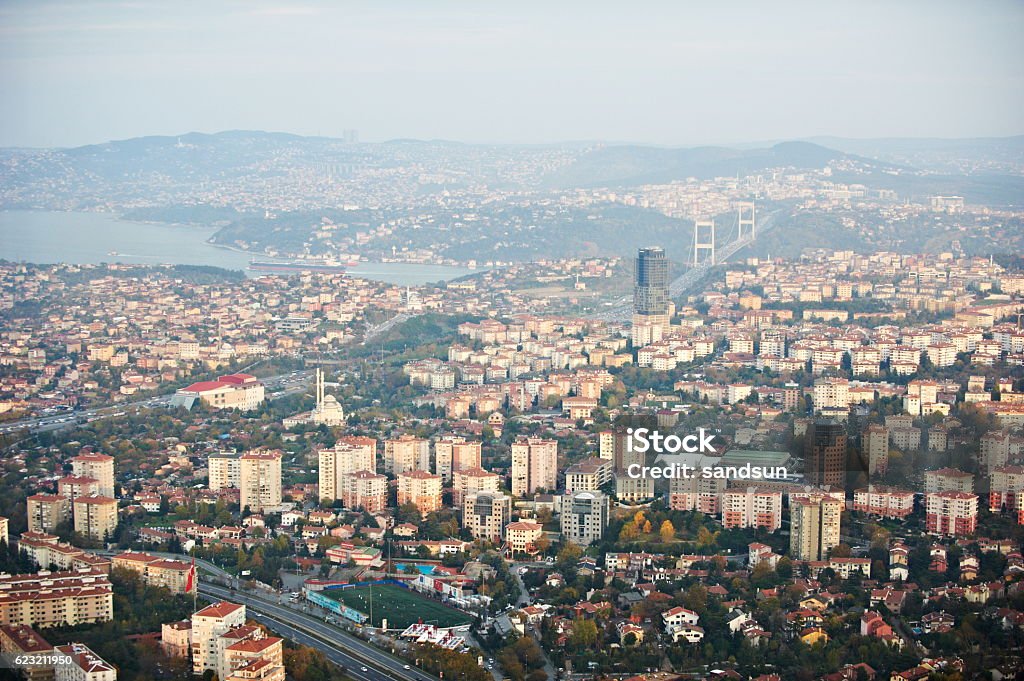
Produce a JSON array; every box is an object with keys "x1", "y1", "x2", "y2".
[
  {"x1": 2, "y1": 3, "x2": 1024, "y2": 681},
  {"x1": 1, "y1": 0, "x2": 1023, "y2": 148}
]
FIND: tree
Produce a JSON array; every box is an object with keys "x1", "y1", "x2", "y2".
[
  {"x1": 696, "y1": 526, "x2": 719, "y2": 549},
  {"x1": 557, "y1": 542, "x2": 583, "y2": 563},
  {"x1": 659, "y1": 519, "x2": 675, "y2": 543},
  {"x1": 682, "y1": 583, "x2": 708, "y2": 613},
  {"x1": 751, "y1": 561, "x2": 775, "y2": 587},
  {"x1": 830, "y1": 543, "x2": 853, "y2": 558},
  {"x1": 618, "y1": 523, "x2": 639, "y2": 542},
  {"x1": 570, "y1": 619, "x2": 599, "y2": 647}
]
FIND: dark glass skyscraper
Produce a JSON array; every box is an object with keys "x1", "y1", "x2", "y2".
[
  {"x1": 634, "y1": 247, "x2": 669, "y2": 317},
  {"x1": 805, "y1": 419, "x2": 847, "y2": 488}
]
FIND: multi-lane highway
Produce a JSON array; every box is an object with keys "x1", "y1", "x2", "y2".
[
  {"x1": 198, "y1": 582, "x2": 437, "y2": 681},
  {"x1": 0, "y1": 369, "x2": 313, "y2": 438}
]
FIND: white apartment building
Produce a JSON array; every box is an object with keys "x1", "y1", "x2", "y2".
[
  {"x1": 192, "y1": 601, "x2": 246, "y2": 675},
  {"x1": 721, "y1": 487, "x2": 782, "y2": 531},
  {"x1": 54, "y1": 643, "x2": 117, "y2": 681}
]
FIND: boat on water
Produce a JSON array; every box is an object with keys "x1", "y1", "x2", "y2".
[{"x1": 248, "y1": 259, "x2": 355, "y2": 274}]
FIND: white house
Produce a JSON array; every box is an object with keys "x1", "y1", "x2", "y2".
[
  {"x1": 662, "y1": 606, "x2": 700, "y2": 630},
  {"x1": 667, "y1": 624, "x2": 705, "y2": 643}
]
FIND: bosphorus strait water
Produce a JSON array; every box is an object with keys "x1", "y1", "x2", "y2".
[{"x1": 0, "y1": 210, "x2": 476, "y2": 285}]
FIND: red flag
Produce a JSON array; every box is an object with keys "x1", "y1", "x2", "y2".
[{"x1": 186, "y1": 557, "x2": 197, "y2": 593}]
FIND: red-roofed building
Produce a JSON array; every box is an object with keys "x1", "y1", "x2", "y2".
[
  {"x1": 0, "y1": 624, "x2": 52, "y2": 681},
  {"x1": 0, "y1": 570, "x2": 113, "y2": 628},
  {"x1": 55, "y1": 642, "x2": 116, "y2": 680},
  {"x1": 175, "y1": 374, "x2": 265, "y2": 411},
  {"x1": 224, "y1": 635, "x2": 285, "y2": 681},
  {"x1": 861, "y1": 610, "x2": 901, "y2": 647},
  {"x1": 192, "y1": 601, "x2": 246, "y2": 676},
  {"x1": 113, "y1": 551, "x2": 195, "y2": 594},
  {"x1": 926, "y1": 491, "x2": 978, "y2": 537}
]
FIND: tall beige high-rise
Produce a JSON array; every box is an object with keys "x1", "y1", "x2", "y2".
[
  {"x1": 340, "y1": 470, "x2": 388, "y2": 513},
  {"x1": 863, "y1": 424, "x2": 889, "y2": 476},
  {"x1": 397, "y1": 470, "x2": 443, "y2": 513},
  {"x1": 73, "y1": 494, "x2": 118, "y2": 541},
  {"x1": 71, "y1": 453, "x2": 115, "y2": 498},
  {"x1": 613, "y1": 429, "x2": 653, "y2": 502},
  {"x1": 27, "y1": 493, "x2": 70, "y2": 534},
  {"x1": 789, "y1": 493, "x2": 842, "y2": 561},
  {"x1": 384, "y1": 435, "x2": 431, "y2": 475},
  {"x1": 510, "y1": 437, "x2": 557, "y2": 497},
  {"x1": 434, "y1": 436, "x2": 481, "y2": 482},
  {"x1": 208, "y1": 452, "x2": 241, "y2": 491},
  {"x1": 239, "y1": 450, "x2": 282, "y2": 513},
  {"x1": 318, "y1": 437, "x2": 376, "y2": 502}
]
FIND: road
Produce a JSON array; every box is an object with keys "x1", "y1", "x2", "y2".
[
  {"x1": 110, "y1": 549, "x2": 437, "y2": 681},
  {"x1": 0, "y1": 369, "x2": 313, "y2": 438},
  {"x1": 247, "y1": 610, "x2": 389, "y2": 681},
  {"x1": 508, "y1": 562, "x2": 534, "y2": 608},
  {"x1": 508, "y1": 562, "x2": 559, "y2": 681},
  {"x1": 199, "y1": 582, "x2": 437, "y2": 681},
  {"x1": 363, "y1": 313, "x2": 418, "y2": 345}
]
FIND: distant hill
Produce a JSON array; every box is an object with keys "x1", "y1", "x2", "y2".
[
  {"x1": 2, "y1": 129, "x2": 1022, "y2": 261},
  {"x1": 541, "y1": 141, "x2": 860, "y2": 188},
  {"x1": 803, "y1": 135, "x2": 1024, "y2": 174},
  {"x1": 57, "y1": 130, "x2": 329, "y2": 180}
]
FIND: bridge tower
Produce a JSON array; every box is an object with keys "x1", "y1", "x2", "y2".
[
  {"x1": 736, "y1": 201, "x2": 756, "y2": 240},
  {"x1": 693, "y1": 220, "x2": 715, "y2": 266}
]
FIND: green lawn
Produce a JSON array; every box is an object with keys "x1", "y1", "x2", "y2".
[{"x1": 323, "y1": 584, "x2": 472, "y2": 630}]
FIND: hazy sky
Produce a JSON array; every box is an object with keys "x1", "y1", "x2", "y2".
[{"x1": 1, "y1": 1, "x2": 1022, "y2": 148}]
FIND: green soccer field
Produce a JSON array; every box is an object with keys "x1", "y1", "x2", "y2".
[{"x1": 323, "y1": 584, "x2": 473, "y2": 629}]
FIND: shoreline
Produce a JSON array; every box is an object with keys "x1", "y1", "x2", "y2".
[{"x1": 1, "y1": 208, "x2": 490, "y2": 280}]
